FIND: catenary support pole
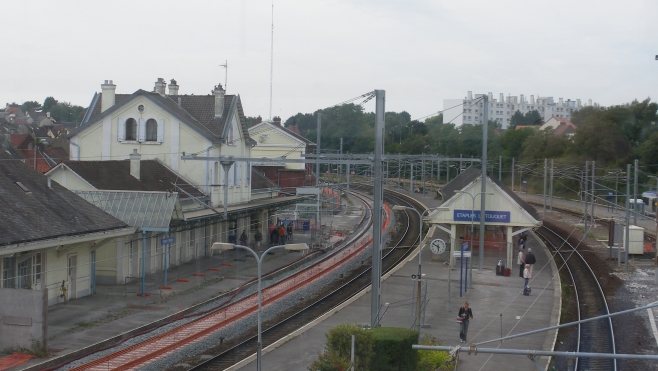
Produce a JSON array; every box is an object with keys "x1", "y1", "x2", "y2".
[
  {"x1": 479, "y1": 95, "x2": 488, "y2": 271},
  {"x1": 499, "y1": 156, "x2": 502, "y2": 181},
  {"x1": 371, "y1": 89, "x2": 385, "y2": 328},
  {"x1": 141, "y1": 231, "x2": 146, "y2": 297},
  {"x1": 511, "y1": 157, "x2": 515, "y2": 192},
  {"x1": 543, "y1": 158, "x2": 547, "y2": 219},
  {"x1": 550, "y1": 159, "x2": 554, "y2": 212},
  {"x1": 316, "y1": 113, "x2": 322, "y2": 232},
  {"x1": 421, "y1": 155, "x2": 425, "y2": 196},
  {"x1": 634, "y1": 159, "x2": 639, "y2": 225},
  {"x1": 626, "y1": 164, "x2": 631, "y2": 272},
  {"x1": 346, "y1": 162, "x2": 350, "y2": 194},
  {"x1": 410, "y1": 161, "x2": 414, "y2": 194},
  {"x1": 591, "y1": 161, "x2": 596, "y2": 227},
  {"x1": 584, "y1": 161, "x2": 589, "y2": 234},
  {"x1": 339, "y1": 137, "x2": 343, "y2": 191}
]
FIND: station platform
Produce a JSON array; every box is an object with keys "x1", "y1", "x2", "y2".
[
  {"x1": 240, "y1": 189, "x2": 562, "y2": 371},
  {"x1": 9, "y1": 201, "x2": 364, "y2": 371}
]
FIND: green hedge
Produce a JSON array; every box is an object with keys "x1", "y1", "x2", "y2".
[{"x1": 370, "y1": 327, "x2": 419, "y2": 371}]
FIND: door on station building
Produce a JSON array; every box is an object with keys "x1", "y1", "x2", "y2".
[{"x1": 67, "y1": 254, "x2": 77, "y2": 299}]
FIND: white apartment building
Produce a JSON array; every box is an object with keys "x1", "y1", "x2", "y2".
[{"x1": 443, "y1": 92, "x2": 591, "y2": 129}]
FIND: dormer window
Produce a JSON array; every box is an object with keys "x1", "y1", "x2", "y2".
[
  {"x1": 146, "y1": 119, "x2": 157, "y2": 141},
  {"x1": 125, "y1": 118, "x2": 137, "y2": 141}
]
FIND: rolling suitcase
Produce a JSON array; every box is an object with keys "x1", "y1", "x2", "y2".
[{"x1": 523, "y1": 286, "x2": 531, "y2": 296}]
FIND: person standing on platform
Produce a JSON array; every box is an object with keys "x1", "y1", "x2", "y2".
[
  {"x1": 458, "y1": 301, "x2": 473, "y2": 343},
  {"x1": 239, "y1": 229, "x2": 248, "y2": 246},
  {"x1": 523, "y1": 264, "x2": 531, "y2": 289},
  {"x1": 525, "y1": 248, "x2": 536, "y2": 275},
  {"x1": 279, "y1": 224, "x2": 286, "y2": 244},
  {"x1": 268, "y1": 223, "x2": 276, "y2": 244},
  {"x1": 518, "y1": 247, "x2": 525, "y2": 277},
  {"x1": 254, "y1": 230, "x2": 263, "y2": 250},
  {"x1": 271, "y1": 224, "x2": 279, "y2": 245}
]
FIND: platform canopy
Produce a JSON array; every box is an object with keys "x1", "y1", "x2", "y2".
[
  {"x1": 427, "y1": 167, "x2": 541, "y2": 267},
  {"x1": 74, "y1": 190, "x2": 178, "y2": 231}
]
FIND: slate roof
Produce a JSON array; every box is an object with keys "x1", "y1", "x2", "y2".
[
  {"x1": 57, "y1": 159, "x2": 204, "y2": 199},
  {"x1": 440, "y1": 166, "x2": 539, "y2": 220},
  {"x1": 0, "y1": 153, "x2": 129, "y2": 247},
  {"x1": 75, "y1": 90, "x2": 250, "y2": 143},
  {"x1": 10, "y1": 134, "x2": 30, "y2": 148}
]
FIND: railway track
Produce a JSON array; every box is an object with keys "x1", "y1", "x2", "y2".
[
  {"x1": 51, "y1": 188, "x2": 425, "y2": 371},
  {"x1": 185, "y1": 188, "x2": 425, "y2": 370},
  {"x1": 536, "y1": 226, "x2": 616, "y2": 371}
]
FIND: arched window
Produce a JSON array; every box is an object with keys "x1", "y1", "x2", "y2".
[
  {"x1": 145, "y1": 119, "x2": 157, "y2": 141},
  {"x1": 125, "y1": 118, "x2": 137, "y2": 141}
]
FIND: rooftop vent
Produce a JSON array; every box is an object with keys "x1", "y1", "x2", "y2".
[{"x1": 15, "y1": 181, "x2": 31, "y2": 194}]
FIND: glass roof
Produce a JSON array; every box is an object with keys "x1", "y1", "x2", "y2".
[{"x1": 74, "y1": 191, "x2": 177, "y2": 229}]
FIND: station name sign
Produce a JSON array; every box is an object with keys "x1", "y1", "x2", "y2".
[{"x1": 453, "y1": 209, "x2": 511, "y2": 223}]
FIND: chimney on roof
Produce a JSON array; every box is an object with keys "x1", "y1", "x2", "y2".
[
  {"x1": 273, "y1": 116, "x2": 282, "y2": 126},
  {"x1": 129, "y1": 149, "x2": 141, "y2": 180},
  {"x1": 168, "y1": 79, "x2": 179, "y2": 96},
  {"x1": 154, "y1": 78, "x2": 166, "y2": 95},
  {"x1": 467, "y1": 91, "x2": 473, "y2": 100},
  {"x1": 559, "y1": 98, "x2": 564, "y2": 106},
  {"x1": 101, "y1": 80, "x2": 116, "y2": 113},
  {"x1": 255, "y1": 115, "x2": 262, "y2": 125},
  {"x1": 213, "y1": 84, "x2": 225, "y2": 119},
  {"x1": 530, "y1": 95, "x2": 535, "y2": 105}
]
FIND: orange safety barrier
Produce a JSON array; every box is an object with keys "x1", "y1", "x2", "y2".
[
  {"x1": 176, "y1": 279, "x2": 189, "y2": 283},
  {"x1": 0, "y1": 353, "x2": 35, "y2": 371},
  {"x1": 159, "y1": 286, "x2": 172, "y2": 290},
  {"x1": 136, "y1": 293, "x2": 151, "y2": 297},
  {"x1": 221, "y1": 263, "x2": 233, "y2": 267},
  {"x1": 207, "y1": 267, "x2": 220, "y2": 271},
  {"x1": 67, "y1": 203, "x2": 392, "y2": 371},
  {"x1": 192, "y1": 273, "x2": 206, "y2": 277}
]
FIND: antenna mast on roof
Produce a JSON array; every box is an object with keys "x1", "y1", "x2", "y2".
[
  {"x1": 269, "y1": 0, "x2": 274, "y2": 119},
  {"x1": 219, "y1": 60, "x2": 228, "y2": 92}
]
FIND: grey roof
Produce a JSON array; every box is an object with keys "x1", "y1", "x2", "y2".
[
  {"x1": 70, "y1": 89, "x2": 251, "y2": 144},
  {"x1": 440, "y1": 166, "x2": 539, "y2": 220},
  {"x1": 57, "y1": 159, "x2": 204, "y2": 200},
  {"x1": 0, "y1": 153, "x2": 129, "y2": 247}
]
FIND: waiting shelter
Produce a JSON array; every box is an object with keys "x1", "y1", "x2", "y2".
[{"x1": 427, "y1": 167, "x2": 541, "y2": 268}]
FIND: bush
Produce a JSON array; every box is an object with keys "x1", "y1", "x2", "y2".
[
  {"x1": 370, "y1": 327, "x2": 418, "y2": 371},
  {"x1": 325, "y1": 323, "x2": 374, "y2": 370},
  {"x1": 417, "y1": 335, "x2": 455, "y2": 371},
  {"x1": 308, "y1": 351, "x2": 351, "y2": 371}
]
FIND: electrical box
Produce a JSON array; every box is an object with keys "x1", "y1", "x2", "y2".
[{"x1": 623, "y1": 225, "x2": 645, "y2": 255}]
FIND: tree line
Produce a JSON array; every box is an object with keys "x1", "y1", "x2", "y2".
[
  {"x1": 3, "y1": 96, "x2": 87, "y2": 124},
  {"x1": 273, "y1": 98, "x2": 658, "y2": 174}
]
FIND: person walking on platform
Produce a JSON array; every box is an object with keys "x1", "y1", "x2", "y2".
[
  {"x1": 458, "y1": 301, "x2": 473, "y2": 343},
  {"x1": 254, "y1": 230, "x2": 263, "y2": 250},
  {"x1": 279, "y1": 224, "x2": 286, "y2": 244},
  {"x1": 525, "y1": 248, "x2": 536, "y2": 275},
  {"x1": 239, "y1": 229, "x2": 248, "y2": 246},
  {"x1": 271, "y1": 224, "x2": 279, "y2": 245},
  {"x1": 518, "y1": 247, "x2": 525, "y2": 277}
]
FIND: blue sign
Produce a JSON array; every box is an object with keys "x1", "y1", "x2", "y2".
[
  {"x1": 161, "y1": 237, "x2": 175, "y2": 245},
  {"x1": 461, "y1": 242, "x2": 469, "y2": 251},
  {"x1": 453, "y1": 209, "x2": 511, "y2": 223}
]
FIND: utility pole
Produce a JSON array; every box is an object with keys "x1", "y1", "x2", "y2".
[
  {"x1": 371, "y1": 90, "x2": 385, "y2": 328},
  {"x1": 410, "y1": 161, "x2": 414, "y2": 194},
  {"x1": 460, "y1": 154, "x2": 463, "y2": 172},
  {"x1": 634, "y1": 159, "x2": 639, "y2": 225},
  {"x1": 421, "y1": 155, "x2": 425, "y2": 196},
  {"x1": 479, "y1": 95, "x2": 488, "y2": 271},
  {"x1": 499, "y1": 156, "x2": 502, "y2": 181},
  {"x1": 339, "y1": 137, "x2": 343, "y2": 192}
]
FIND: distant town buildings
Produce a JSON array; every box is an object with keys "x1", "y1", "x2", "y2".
[{"x1": 443, "y1": 91, "x2": 592, "y2": 129}]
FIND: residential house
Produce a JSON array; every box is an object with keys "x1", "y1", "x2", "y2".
[
  {"x1": 539, "y1": 117, "x2": 577, "y2": 137},
  {"x1": 248, "y1": 116, "x2": 316, "y2": 193}
]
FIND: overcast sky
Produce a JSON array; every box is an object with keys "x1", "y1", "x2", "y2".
[{"x1": 2, "y1": 0, "x2": 657, "y2": 120}]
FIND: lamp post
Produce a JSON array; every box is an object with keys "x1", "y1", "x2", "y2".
[
  {"x1": 392, "y1": 205, "x2": 449, "y2": 336},
  {"x1": 455, "y1": 191, "x2": 494, "y2": 289},
  {"x1": 211, "y1": 242, "x2": 309, "y2": 371}
]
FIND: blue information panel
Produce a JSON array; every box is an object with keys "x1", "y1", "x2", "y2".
[
  {"x1": 453, "y1": 209, "x2": 511, "y2": 223},
  {"x1": 161, "y1": 237, "x2": 175, "y2": 245}
]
